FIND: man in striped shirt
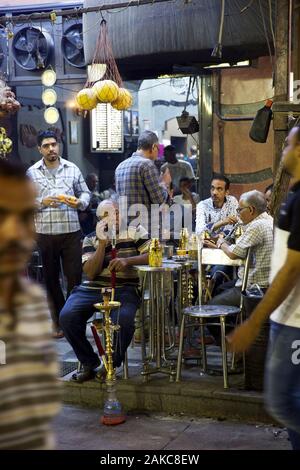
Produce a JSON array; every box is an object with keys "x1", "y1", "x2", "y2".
[
  {"x1": 60, "y1": 198, "x2": 150, "y2": 383},
  {"x1": 0, "y1": 159, "x2": 60, "y2": 450},
  {"x1": 27, "y1": 130, "x2": 90, "y2": 337}
]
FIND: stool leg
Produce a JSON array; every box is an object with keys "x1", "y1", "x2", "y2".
[
  {"x1": 176, "y1": 314, "x2": 186, "y2": 382},
  {"x1": 220, "y1": 316, "x2": 228, "y2": 389},
  {"x1": 123, "y1": 351, "x2": 129, "y2": 380},
  {"x1": 199, "y1": 318, "x2": 207, "y2": 373}
]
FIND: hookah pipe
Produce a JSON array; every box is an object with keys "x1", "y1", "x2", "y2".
[{"x1": 110, "y1": 224, "x2": 117, "y2": 301}]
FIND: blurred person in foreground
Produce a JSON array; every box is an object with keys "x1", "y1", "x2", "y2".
[
  {"x1": 227, "y1": 126, "x2": 300, "y2": 450},
  {"x1": 0, "y1": 159, "x2": 60, "y2": 450}
]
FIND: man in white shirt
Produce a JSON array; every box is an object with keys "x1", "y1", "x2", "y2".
[
  {"x1": 161, "y1": 145, "x2": 195, "y2": 193},
  {"x1": 196, "y1": 174, "x2": 238, "y2": 236}
]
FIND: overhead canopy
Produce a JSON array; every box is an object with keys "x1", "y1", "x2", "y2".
[{"x1": 83, "y1": 0, "x2": 275, "y2": 80}]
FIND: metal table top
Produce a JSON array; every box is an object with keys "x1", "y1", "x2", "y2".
[
  {"x1": 133, "y1": 263, "x2": 182, "y2": 272},
  {"x1": 183, "y1": 304, "x2": 240, "y2": 318}
]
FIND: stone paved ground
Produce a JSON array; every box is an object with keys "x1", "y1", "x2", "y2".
[{"x1": 52, "y1": 405, "x2": 290, "y2": 450}]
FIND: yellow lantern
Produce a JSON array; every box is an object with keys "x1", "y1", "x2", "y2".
[
  {"x1": 92, "y1": 80, "x2": 119, "y2": 103},
  {"x1": 76, "y1": 88, "x2": 97, "y2": 111},
  {"x1": 111, "y1": 88, "x2": 133, "y2": 110}
]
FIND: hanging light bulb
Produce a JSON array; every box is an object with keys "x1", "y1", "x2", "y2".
[
  {"x1": 41, "y1": 69, "x2": 57, "y2": 87},
  {"x1": 44, "y1": 107, "x2": 59, "y2": 124},
  {"x1": 42, "y1": 88, "x2": 57, "y2": 106}
]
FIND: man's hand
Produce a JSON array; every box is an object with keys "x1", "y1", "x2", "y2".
[
  {"x1": 203, "y1": 239, "x2": 217, "y2": 249},
  {"x1": 160, "y1": 167, "x2": 172, "y2": 186},
  {"x1": 42, "y1": 196, "x2": 61, "y2": 208},
  {"x1": 223, "y1": 215, "x2": 238, "y2": 226},
  {"x1": 63, "y1": 196, "x2": 81, "y2": 209},
  {"x1": 226, "y1": 318, "x2": 261, "y2": 353},
  {"x1": 96, "y1": 219, "x2": 110, "y2": 243},
  {"x1": 108, "y1": 258, "x2": 128, "y2": 272}
]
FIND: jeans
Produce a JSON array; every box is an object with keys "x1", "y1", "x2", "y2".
[
  {"x1": 59, "y1": 285, "x2": 140, "y2": 368},
  {"x1": 37, "y1": 231, "x2": 82, "y2": 329},
  {"x1": 264, "y1": 320, "x2": 300, "y2": 450}
]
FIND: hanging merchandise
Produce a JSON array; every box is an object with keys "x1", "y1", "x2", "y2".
[
  {"x1": 75, "y1": 19, "x2": 132, "y2": 114},
  {"x1": 76, "y1": 88, "x2": 98, "y2": 110},
  {"x1": 0, "y1": 78, "x2": 21, "y2": 118},
  {"x1": 111, "y1": 88, "x2": 133, "y2": 111},
  {"x1": 0, "y1": 127, "x2": 13, "y2": 158},
  {"x1": 249, "y1": 99, "x2": 273, "y2": 143}
]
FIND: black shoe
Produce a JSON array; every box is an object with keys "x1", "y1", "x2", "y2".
[
  {"x1": 71, "y1": 368, "x2": 97, "y2": 383},
  {"x1": 71, "y1": 360, "x2": 101, "y2": 384}
]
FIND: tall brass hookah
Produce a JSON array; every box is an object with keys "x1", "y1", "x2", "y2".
[
  {"x1": 93, "y1": 224, "x2": 126, "y2": 425},
  {"x1": 178, "y1": 228, "x2": 194, "y2": 308}
]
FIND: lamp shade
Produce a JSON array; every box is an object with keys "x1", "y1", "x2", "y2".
[
  {"x1": 41, "y1": 69, "x2": 57, "y2": 87},
  {"x1": 42, "y1": 88, "x2": 57, "y2": 106},
  {"x1": 44, "y1": 107, "x2": 59, "y2": 124}
]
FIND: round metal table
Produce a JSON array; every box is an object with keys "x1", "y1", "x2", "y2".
[{"x1": 134, "y1": 263, "x2": 182, "y2": 382}]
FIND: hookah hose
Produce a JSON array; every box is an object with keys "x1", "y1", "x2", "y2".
[
  {"x1": 111, "y1": 225, "x2": 117, "y2": 301},
  {"x1": 90, "y1": 323, "x2": 108, "y2": 370}
]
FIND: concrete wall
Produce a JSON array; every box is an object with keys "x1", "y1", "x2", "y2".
[{"x1": 213, "y1": 56, "x2": 274, "y2": 199}]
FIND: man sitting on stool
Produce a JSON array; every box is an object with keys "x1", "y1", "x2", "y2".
[
  {"x1": 204, "y1": 190, "x2": 273, "y2": 345},
  {"x1": 60, "y1": 198, "x2": 150, "y2": 382}
]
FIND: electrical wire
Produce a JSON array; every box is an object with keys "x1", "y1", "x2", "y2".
[
  {"x1": 268, "y1": 0, "x2": 276, "y2": 59},
  {"x1": 258, "y1": 0, "x2": 275, "y2": 81}
]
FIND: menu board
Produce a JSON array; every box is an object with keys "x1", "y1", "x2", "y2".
[{"x1": 90, "y1": 103, "x2": 123, "y2": 153}]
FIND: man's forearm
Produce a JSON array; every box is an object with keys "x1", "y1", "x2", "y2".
[
  {"x1": 250, "y1": 265, "x2": 300, "y2": 327},
  {"x1": 83, "y1": 241, "x2": 106, "y2": 279},
  {"x1": 220, "y1": 241, "x2": 238, "y2": 260},
  {"x1": 125, "y1": 253, "x2": 149, "y2": 266}
]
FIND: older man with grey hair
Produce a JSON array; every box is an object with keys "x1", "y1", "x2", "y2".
[{"x1": 204, "y1": 190, "x2": 273, "y2": 344}]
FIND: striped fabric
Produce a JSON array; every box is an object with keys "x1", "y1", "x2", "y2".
[
  {"x1": 0, "y1": 280, "x2": 61, "y2": 450},
  {"x1": 82, "y1": 227, "x2": 150, "y2": 288},
  {"x1": 27, "y1": 157, "x2": 90, "y2": 235}
]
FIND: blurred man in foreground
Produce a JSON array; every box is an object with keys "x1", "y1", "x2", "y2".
[
  {"x1": 227, "y1": 126, "x2": 300, "y2": 450},
  {"x1": 0, "y1": 159, "x2": 60, "y2": 450}
]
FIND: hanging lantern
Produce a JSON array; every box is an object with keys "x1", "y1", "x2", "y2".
[
  {"x1": 44, "y1": 107, "x2": 59, "y2": 124},
  {"x1": 76, "y1": 88, "x2": 97, "y2": 111},
  {"x1": 92, "y1": 80, "x2": 119, "y2": 104},
  {"x1": 41, "y1": 69, "x2": 57, "y2": 87},
  {"x1": 111, "y1": 88, "x2": 133, "y2": 110},
  {"x1": 87, "y1": 64, "x2": 107, "y2": 83},
  {"x1": 42, "y1": 88, "x2": 57, "y2": 106}
]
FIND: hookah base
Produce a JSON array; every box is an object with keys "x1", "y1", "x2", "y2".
[{"x1": 100, "y1": 414, "x2": 126, "y2": 426}]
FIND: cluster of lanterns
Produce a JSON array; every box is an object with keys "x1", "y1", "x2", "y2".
[
  {"x1": 76, "y1": 80, "x2": 133, "y2": 112},
  {"x1": 0, "y1": 127, "x2": 13, "y2": 158},
  {"x1": 41, "y1": 69, "x2": 59, "y2": 125}
]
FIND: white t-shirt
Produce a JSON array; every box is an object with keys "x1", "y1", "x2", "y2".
[{"x1": 270, "y1": 183, "x2": 300, "y2": 328}]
